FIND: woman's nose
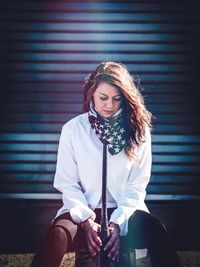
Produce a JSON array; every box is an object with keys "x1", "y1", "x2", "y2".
[{"x1": 106, "y1": 99, "x2": 114, "y2": 109}]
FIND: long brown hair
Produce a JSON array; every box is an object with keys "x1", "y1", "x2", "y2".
[{"x1": 82, "y1": 61, "x2": 152, "y2": 159}]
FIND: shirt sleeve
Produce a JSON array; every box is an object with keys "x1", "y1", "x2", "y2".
[
  {"x1": 53, "y1": 123, "x2": 96, "y2": 223},
  {"x1": 109, "y1": 127, "x2": 152, "y2": 236}
]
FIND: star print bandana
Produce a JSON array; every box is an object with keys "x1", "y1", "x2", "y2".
[{"x1": 88, "y1": 102, "x2": 128, "y2": 155}]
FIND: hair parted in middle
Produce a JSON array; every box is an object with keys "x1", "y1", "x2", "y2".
[{"x1": 82, "y1": 61, "x2": 152, "y2": 159}]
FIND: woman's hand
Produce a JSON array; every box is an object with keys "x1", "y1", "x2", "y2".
[
  {"x1": 104, "y1": 222, "x2": 120, "y2": 262},
  {"x1": 80, "y1": 218, "x2": 102, "y2": 257}
]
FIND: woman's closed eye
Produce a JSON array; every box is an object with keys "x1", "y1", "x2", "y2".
[
  {"x1": 114, "y1": 97, "x2": 121, "y2": 102},
  {"x1": 100, "y1": 97, "x2": 108, "y2": 101},
  {"x1": 100, "y1": 97, "x2": 121, "y2": 102}
]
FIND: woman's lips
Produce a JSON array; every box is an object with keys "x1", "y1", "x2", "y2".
[{"x1": 103, "y1": 110, "x2": 113, "y2": 113}]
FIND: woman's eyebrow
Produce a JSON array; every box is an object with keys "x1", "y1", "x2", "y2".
[{"x1": 99, "y1": 93, "x2": 121, "y2": 97}]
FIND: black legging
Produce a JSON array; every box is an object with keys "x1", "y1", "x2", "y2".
[{"x1": 31, "y1": 209, "x2": 181, "y2": 267}]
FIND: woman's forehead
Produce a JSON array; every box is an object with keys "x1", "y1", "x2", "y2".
[{"x1": 95, "y1": 81, "x2": 121, "y2": 96}]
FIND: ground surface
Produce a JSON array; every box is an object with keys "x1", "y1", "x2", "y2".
[{"x1": 0, "y1": 252, "x2": 200, "y2": 267}]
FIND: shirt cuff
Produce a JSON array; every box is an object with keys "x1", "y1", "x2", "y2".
[
  {"x1": 70, "y1": 205, "x2": 96, "y2": 224},
  {"x1": 109, "y1": 207, "x2": 135, "y2": 236}
]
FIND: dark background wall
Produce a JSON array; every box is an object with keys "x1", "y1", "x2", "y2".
[{"x1": 0, "y1": 0, "x2": 200, "y2": 253}]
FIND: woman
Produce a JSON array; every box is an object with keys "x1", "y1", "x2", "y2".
[{"x1": 31, "y1": 62, "x2": 181, "y2": 267}]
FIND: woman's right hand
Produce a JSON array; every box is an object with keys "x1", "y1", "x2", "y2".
[{"x1": 80, "y1": 218, "x2": 102, "y2": 257}]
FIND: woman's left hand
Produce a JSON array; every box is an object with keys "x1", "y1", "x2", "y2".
[{"x1": 104, "y1": 222, "x2": 120, "y2": 262}]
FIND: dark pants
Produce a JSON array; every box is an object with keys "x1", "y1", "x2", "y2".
[{"x1": 31, "y1": 209, "x2": 181, "y2": 267}]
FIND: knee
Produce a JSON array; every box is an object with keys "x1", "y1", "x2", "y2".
[
  {"x1": 129, "y1": 210, "x2": 168, "y2": 237},
  {"x1": 155, "y1": 221, "x2": 169, "y2": 239},
  {"x1": 145, "y1": 214, "x2": 168, "y2": 237},
  {"x1": 145, "y1": 217, "x2": 169, "y2": 244},
  {"x1": 49, "y1": 225, "x2": 69, "y2": 247}
]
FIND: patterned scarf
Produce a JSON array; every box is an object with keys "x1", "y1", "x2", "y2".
[{"x1": 88, "y1": 102, "x2": 128, "y2": 155}]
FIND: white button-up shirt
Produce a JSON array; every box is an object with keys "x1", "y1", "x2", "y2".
[{"x1": 54, "y1": 113, "x2": 152, "y2": 236}]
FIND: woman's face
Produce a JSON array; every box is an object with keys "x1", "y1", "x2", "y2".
[{"x1": 93, "y1": 81, "x2": 122, "y2": 118}]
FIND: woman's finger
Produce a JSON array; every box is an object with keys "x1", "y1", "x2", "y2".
[
  {"x1": 87, "y1": 229, "x2": 101, "y2": 255},
  {"x1": 104, "y1": 223, "x2": 120, "y2": 251},
  {"x1": 104, "y1": 232, "x2": 116, "y2": 251},
  {"x1": 108, "y1": 240, "x2": 120, "y2": 260},
  {"x1": 104, "y1": 230, "x2": 120, "y2": 261},
  {"x1": 82, "y1": 219, "x2": 102, "y2": 256}
]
